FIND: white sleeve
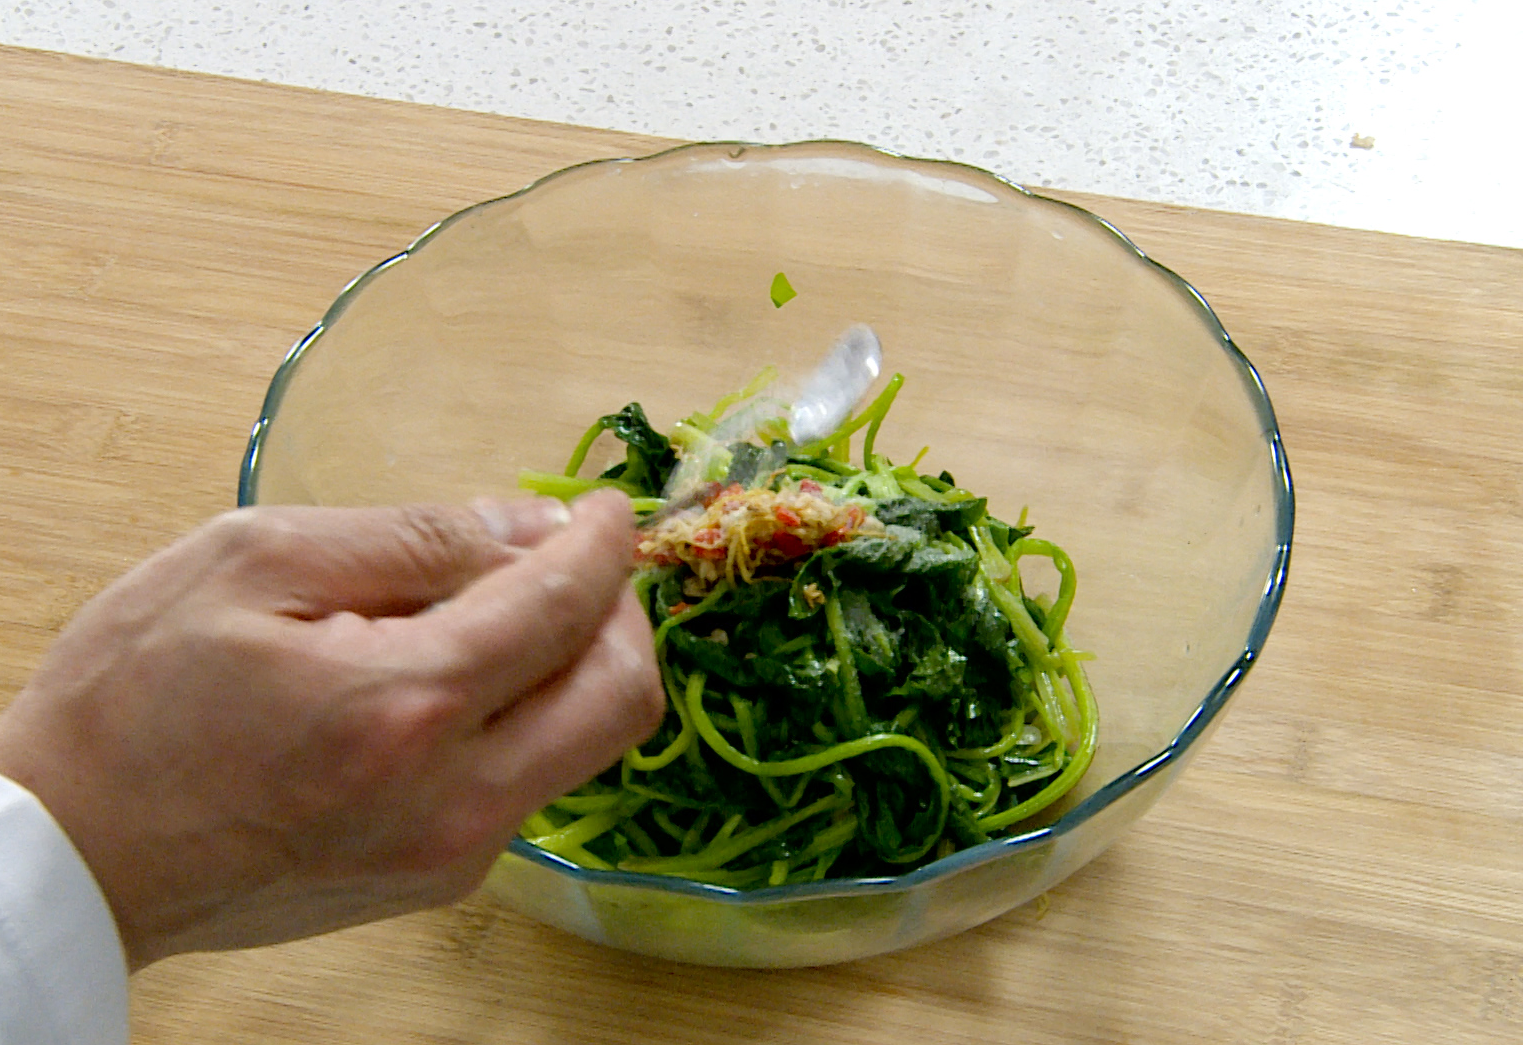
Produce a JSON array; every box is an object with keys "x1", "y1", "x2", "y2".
[{"x1": 0, "y1": 775, "x2": 129, "y2": 1045}]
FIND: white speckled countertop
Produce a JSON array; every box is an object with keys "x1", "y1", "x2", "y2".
[{"x1": 3, "y1": 1, "x2": 1519, "y2": 248}]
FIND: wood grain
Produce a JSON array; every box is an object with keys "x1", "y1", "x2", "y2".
[{"x1": 1, "y1": 43, "x2": 1519, "y2": 1045}]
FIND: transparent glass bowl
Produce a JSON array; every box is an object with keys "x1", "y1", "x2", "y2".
[{"x1": 241, "y1": 141, "x2": 1292, "y2": 967}]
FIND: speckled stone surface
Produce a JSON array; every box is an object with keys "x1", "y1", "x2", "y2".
[{"x1": 3, "y1": 0, "x2": 1518, "y2": 247}]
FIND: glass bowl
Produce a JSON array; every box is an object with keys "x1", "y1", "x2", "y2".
[{"x1": 240, "y1": 141, "x2": 1292, "y2": 968}]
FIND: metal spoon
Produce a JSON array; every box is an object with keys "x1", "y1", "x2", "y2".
[
  {"x1": 638, "y1": 324, "x2": 883, "y2": 528},
  {"x1": 787, "y1": 323, "x2": 883, "y2": 446}
]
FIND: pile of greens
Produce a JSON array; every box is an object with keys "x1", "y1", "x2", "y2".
[{"x1": 517, "y1": 372, "x2": 1097, "y2": 886}]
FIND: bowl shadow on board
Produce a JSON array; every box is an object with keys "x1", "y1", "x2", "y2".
[
  {"x1": 438, "y1": 845, "x2": 1147, "y2": 1044},
  {"x1": 432, "y1": 883, "x2": 1085, "y2": 1042}
]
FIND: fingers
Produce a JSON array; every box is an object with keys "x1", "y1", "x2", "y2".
[
  {"x1": 221, "y1": 498, "x2": 572, "y2": 620},
  {"x1": 422, "y1": 488, "x2": 639, "y2": 712},
  {"x1": 470, "y1": 586, "x2": 665, "y2": 824},
  {"x1": 466, "y1": 497, "x2": 573, "y2": 549}
]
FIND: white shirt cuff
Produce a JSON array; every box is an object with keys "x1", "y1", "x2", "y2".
[{"x1": 0, "y1": 774, "x2": 130, "y2": 1045}]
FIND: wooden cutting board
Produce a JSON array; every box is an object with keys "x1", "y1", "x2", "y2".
[{"x1": 2, "y1": 44, "x2": 1520, "y2": 1045}]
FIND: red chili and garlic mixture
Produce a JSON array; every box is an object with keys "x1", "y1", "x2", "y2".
[{"x1": 635, "y1": 477, "x2": 883, "y2": 595}]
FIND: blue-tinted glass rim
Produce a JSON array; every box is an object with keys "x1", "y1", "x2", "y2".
[{"x1": 238, "y1": 140, "x2": 1295, "y2": 904}]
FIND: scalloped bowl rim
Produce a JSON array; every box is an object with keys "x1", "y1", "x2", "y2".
[{"x1": 239, "y1": 139, "x2": 1294, "y2": 905}]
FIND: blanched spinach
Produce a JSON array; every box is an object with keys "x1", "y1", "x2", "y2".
[{"x1": 518, "y1": 378, "x2": 1098, "y2": 886}]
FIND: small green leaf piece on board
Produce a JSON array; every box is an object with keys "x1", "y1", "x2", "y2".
[{"x1": 770, "y1": 271, "x2": 797, "y2": 308}]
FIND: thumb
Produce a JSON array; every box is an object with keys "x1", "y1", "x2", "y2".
[{"x1": 232, "y1": 498, "x2": 572, "y2": 620}]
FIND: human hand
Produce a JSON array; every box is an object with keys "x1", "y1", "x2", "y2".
[{"x1": 0, "y1": 489, "x2": 664, "y2": 970}]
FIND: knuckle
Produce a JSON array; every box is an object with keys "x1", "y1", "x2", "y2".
[
  {"x1": 636, "y1": 677, "x2": 667, "y2": 736},
  {"x1": 296, "y1": 686, "x2": 461, "y2": 815},
  {"x1": 374, "y1": 688, "x2": 461, "y2": 751},
  {"x1": 532, "y1": 568, "x2": 600, "y2": 642},
  {"x1": 623, "y1": 666, "x2": 667, "y2": 740},
  {"x1": 347, "y1": 689, "x2": 459, "y2": 775},
  {"x1": 205, "y1": 507, "x2": 304, "y2": 571},
  {"x1": 601, "y1": 633, "x2": 666, "y2": 740},
  {"x1": 203, "y1": 506, "x2": 269, "y2": 550},
  {"x1": 423, "y1": 790, "x2": 509, "y2": 871},
  {"x1": 394, "y1": 505, "x2": 481, "y2": 578}
]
